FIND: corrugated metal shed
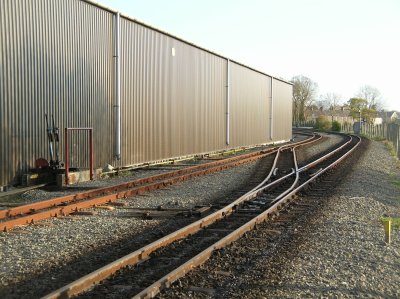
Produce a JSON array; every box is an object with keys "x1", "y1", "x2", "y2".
[
  {"x1": 0, "y1": 0, "x2": 293, "y2": 187},
  {"x1": 272, "y1": 79, "x2": 293, "y2": 140},
  {"x1": 230, "y1": 62, "x2": 271, "y2": 147},
  {"x1": 0, "y1": 0, "x2": 115, "y2": 186},
  {"x1": 120, "y1": 20, "x2": 227, "y2": 165}
]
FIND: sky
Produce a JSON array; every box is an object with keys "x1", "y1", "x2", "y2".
[{"x1": 96, "y1": 0, "x2": 400, "y2": 111}]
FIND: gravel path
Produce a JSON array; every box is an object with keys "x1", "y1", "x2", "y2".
[
  {"x1": 159, "y1": 139, "x2": 400, "y2": 299},
  {"x1": 0, "y1": 133, "x2": 343, "y2": 298}
]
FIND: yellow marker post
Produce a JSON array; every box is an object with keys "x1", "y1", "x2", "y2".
[{"x1": 383, "y1": 219, "x2": 391, "y2": 244}]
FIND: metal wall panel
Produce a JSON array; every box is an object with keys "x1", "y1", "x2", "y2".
[
  {"x1": 229, "y1": 62, "x2": 271, "y2": 147},
  {"x1": 120, "y1": 19, "x2": 226, "y2": 166},
  {"x1": 0, "y1": 0, "x2": 293, "y2": 187},
  {"x1": 272, "y1": 79, "x2": 293, "y2": 141},
  {"x1": 0, "y1": 0, "x2": 114, "y2": 185}
]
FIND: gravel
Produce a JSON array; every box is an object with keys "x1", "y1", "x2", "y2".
[
  {"x1": 0, "y1": 133, "x2": 345, "y2": 298},
  {"x1": 295, "y1": 132, "x2": 344, "y2": 166},
  {"x1": 0, "y1": 160, "x2": 260, "y2": 298},
  {"x1": 158, "y1": 139, "x2": 400, "y2": 299},
  {"x1": 1, "y1": 144, "x2": 285, "y2": 205}
]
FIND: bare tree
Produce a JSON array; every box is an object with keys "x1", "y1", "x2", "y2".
[
  {"x1": 320, "y1": 92, "x2": 342, "y2": 110},
  {"x1": 292, "y1": 75, "x2": 318, "y2": 122},
  {"x1": 356, "y1": 85, "x2": 382, "y2": 110}
]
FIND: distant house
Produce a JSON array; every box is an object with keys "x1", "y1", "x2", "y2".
[
  {"x1": 305, "y1": 106, "x2": 353, "y2": 124},
  {"x1": 373, "y1": 111, "x2": 399, "y2": 125},
  {"x1": 304, "y1": 105, "x2": 399, "y2": 126},
  {"x1": 380, "y1": 111, "x2": 398, "y2": 123},
  {"x1": 372, "y1": 116, "x2": 383, "y2": 125}
]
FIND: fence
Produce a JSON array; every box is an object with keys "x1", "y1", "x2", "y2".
[
  {"x1": 361, "y1": 123, "x2": 400, "y2": 159},
  {"x1": 295, "y1": 120, "x2": 400, "y2": 159},
  {"x1": 294, "y1": 121, "x2": 316, "y2": 128}
]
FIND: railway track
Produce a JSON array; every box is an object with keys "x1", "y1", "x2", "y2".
[
  {"x1": 0, "y1": 134, "x2": 321, "y2": 232},
  {"x1": 42, "y1": 133, "x2": 361, "y2": 299}
]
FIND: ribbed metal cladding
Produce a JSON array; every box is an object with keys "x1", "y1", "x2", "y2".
[
  {"x1": 120, "y1": 19, "x2": 226, "y2": 166},
  {"x1": 229, "y1": 62, "x2": 270, "y2": 147},
  {"x1": 0, "y1": 0, "x2": 293, "y2": 187},
  {"x1": 272, "y1": 79, "x2": 293, "y2": 141},
  {"x1": 0, "y1": 0, "x2": 114, "y2": 185}
]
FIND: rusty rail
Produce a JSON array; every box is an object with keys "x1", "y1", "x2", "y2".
[
  {"x1": 41, "y1": 133, "x2": 359, "y2": 299},
  {"x1": 133, "y1": 135, "x2": 361, "y2": 299},
  {"x1": 0, "y1": 134, "x2": 321, "y2": 232}
]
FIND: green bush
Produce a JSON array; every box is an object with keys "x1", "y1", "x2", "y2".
[
  {"x1": 331, "y1": 121, "x2": 341, "y2": 131},
  {"x1": 315, "y1": 117, "x2": 331, "y2": 131}
]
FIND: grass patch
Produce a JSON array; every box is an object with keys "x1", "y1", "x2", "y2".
[
  {"x1": 221, "y1": 150, "x2": 236, "y2": 156},
  {"x1": 234, "y1": 149, "x2": 246, "y2": 155},
  {"x1": 222, "y1": 149, "x2": 246, "y2": 156},
  {"x1": 392, "y1": 180, "x2": 400, "y2": 197},
  {"x1": 117, "y1": 170, "x2": 135, "y2": 177},
  {"x1": 383, "y1": 140, "x2": 397, "y2": 157},
  {"x1": 392, "y1": 180, "x2": 400, "y2": 189},
  {"x1": 381, "y1": 217, "x2": 400, "y2": 229},
  {"x1": 372, "y1": 136, "x2": 386, "y2": 141}
]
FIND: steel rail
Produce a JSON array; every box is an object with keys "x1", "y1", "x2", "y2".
[
  {"x1": 288, "y1": 135, "x2": 361, "y2": 197},
  {"x1": 247, "y1": 147, "x2": 287, "y2": 194},
  {"x1": 0, "y1": 148, "x2": 276, "y2": 219},
  {"x1": 247, "y1": 134, "x2": 322, "y2": 193},
  {"x1": 298, "y1": 133, "x2": 353, "y2": 172},
  {"x1": 42, "y1": 133, "x2": 355, "y2": 299},
  {"x1": 240, "y1": 134, "x2": 352, "y2": 206},
  {"x1": 1, "y1": 135, "x2": 321, "y2": 232},
  {"x1": 132, "y1": 135, "x2": 361, "y2": 299},
  {"x1": 2, "y1": 132, "x2": 314, "y2": 219},
  {"x1": 269, "y1": 134, "x2": 352, "y2": 204},
  {"x1": 1, "y1": 152, "x2": 273, "y2": 232},
  {"x1": 41, "y1": 146, "x2": 295, "y2": 299}
]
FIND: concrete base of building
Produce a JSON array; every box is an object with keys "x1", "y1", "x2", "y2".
[{"x1": 57, "y1": 168, "x2": 103, "y2": 187}]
